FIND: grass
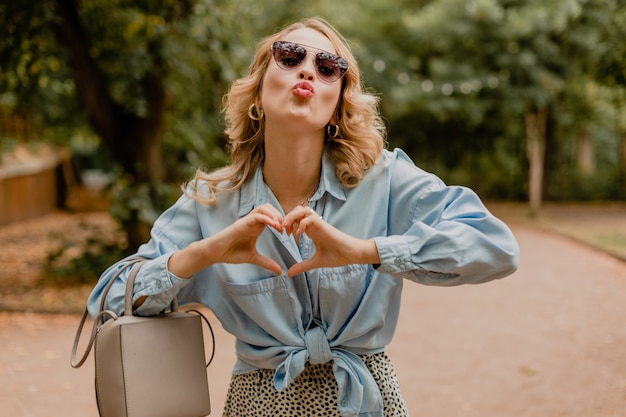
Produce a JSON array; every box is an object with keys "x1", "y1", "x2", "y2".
[{"x1": 488, "y1": 201, "x2": 626, "y2": 262}]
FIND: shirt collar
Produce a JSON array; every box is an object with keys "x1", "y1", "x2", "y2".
[{"x1": 238, "y1": 149, "x2": 347, "y2": 217}]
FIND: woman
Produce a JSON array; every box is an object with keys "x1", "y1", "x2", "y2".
[{"x1": 89, "y1": 17, "x2": 520, "y2": 417}]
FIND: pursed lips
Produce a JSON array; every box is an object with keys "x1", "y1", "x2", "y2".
[{"x1": 293, "y1": 82, "x2": 314, "y2": 99}]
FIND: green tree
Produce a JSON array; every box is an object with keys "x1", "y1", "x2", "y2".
[
  {"x1": 0, "y1": 0, "x2": 271, "y2": 250},
  {"x1": 592, "y1": 0, "x2": 626, "y2": 196},
  {"x1": 350, "y1": 0, "x2": 624, "y2": 212}
]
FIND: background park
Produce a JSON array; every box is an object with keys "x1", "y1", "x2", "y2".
[{"x1": 1, "y1": 1, "x2": 625, "y2": 416}]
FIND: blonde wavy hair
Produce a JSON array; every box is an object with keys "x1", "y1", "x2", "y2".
[{"x1": 186, "y1": 17, "x2": 386, "y2": 205}]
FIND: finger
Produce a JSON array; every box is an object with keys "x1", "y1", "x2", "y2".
[
  {"x1": 294, "y1": 209, "x2": 324, "y2": 236},
  {"x1": 283, "y1": 206, "x2": 315, "y2": 233},
  {"x1": 250, "y1": 212, "x2": 283, "y2": 232},
  {"x1": 257, "y1": 203, "x2": 284, "y2": 219},
  {"x1": 287, "y1": 258, "x2": 317, "y2": 277},
  {"x1": 252, "y1": 254, "x2": 283, "y2": 276},
  {"x1": 283, "y1": 205, "x2": 314, "y2": 232},
  {"x1": 285, "y1": 219, "x2": 299, "y2": 236},
  {"x1": 253, "y1": 205, "x2": 284, "y2": 231}
]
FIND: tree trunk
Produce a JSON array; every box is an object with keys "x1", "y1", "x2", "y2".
[
  {"x1": 52, "y1": 0, "x2": 168, "y2": 251},
  {"x1": 541, "y1": 112, "x2": 556, "y2": 200},
  {"x1": 575, "y1": 127, "x2": 595, "y2": 174},
  {"x1": 617, "y1": 133, "x2": 626, "y2": 199},
  {"x1": 525, "y1": 107, "x2": 548, "y2": 217}
]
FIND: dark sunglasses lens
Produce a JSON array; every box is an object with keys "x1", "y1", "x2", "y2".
[
  {"x1": 272, "y1": 42, "x2": 306, "y2": 69},
  {"x1": 315, "y1": 52, "x2": 349, "y2": 82}
]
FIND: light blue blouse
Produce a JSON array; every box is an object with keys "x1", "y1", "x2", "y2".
[{"x1": 88, "y1": 148, "x2": 519, "y2": 417}]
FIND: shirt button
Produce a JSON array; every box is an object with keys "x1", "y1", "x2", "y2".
[
  {"x1": 154, "y1": 281, "x2": 162, "y2": 289},
  {"x1": 340, "y1": 399, "x2": 348, "y2": 407},
  {"x1": 394, "y1": 257, "x2": 402, "y2": 265}
]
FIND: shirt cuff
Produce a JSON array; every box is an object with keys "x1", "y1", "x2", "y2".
[
  {"x1": 132, "y1": 253, "x2": 191, "y2": 315},
  {"x1": 373, "y1": 235, "x2": 414, "y2": 274}
]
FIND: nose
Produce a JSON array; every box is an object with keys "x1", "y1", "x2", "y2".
[{"x1": 297, "y1": 54, "x2": 316, "y2": 81}]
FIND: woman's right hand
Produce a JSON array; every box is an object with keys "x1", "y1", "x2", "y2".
[{"x1": 168, "y1": 203, "x2": 285, "y2": 278}]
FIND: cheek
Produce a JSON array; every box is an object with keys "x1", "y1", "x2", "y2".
[
  {"x1": 261, "y1": 67, "x2": 288, "y2": 97},
  {"x1": 321, "y1": 87, "x2": 342, "y2": 116}
]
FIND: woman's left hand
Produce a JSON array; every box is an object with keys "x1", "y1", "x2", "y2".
[{"x1": 282, "y1": 206, "x2": 381, "y2": 277}]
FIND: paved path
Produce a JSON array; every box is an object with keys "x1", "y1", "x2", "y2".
[{"x1": 1, "y1": 225, "x2": 625, "y2": 417}]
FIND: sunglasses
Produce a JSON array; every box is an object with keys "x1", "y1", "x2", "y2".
[{"x1": 271, "y1": 41, "x2": 349, "y2": 83}]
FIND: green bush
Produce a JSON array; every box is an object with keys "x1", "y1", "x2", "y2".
[{"x1": 40, "y1": 220, "x2": 126, "y2": 287}]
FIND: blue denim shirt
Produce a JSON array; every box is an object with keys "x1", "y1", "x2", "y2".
[{"x1": 88, "y1": 148, "x2": 519, "y2": 417}]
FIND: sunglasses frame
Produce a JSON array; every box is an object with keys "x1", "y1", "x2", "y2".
[{"x1": 271, "y1": 41, "x2": 349, "y2": 83}]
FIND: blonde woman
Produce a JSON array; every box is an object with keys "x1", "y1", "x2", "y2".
[{"x1": 90, "y1": 17, "x2": 520, "y2": 417}]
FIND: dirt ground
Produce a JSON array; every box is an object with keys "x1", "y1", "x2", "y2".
[
  {"x1": 0, "y1": 211, "x2": 120, "y2": 314},
  {"x1": 0, "y1": 203, "x2": 625, "y2": 416}
]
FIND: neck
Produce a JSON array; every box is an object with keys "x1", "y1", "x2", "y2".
[{"x1": 262, "y1": 130, "x2": 324, "y2": 213}]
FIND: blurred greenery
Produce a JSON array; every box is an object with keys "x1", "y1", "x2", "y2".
[
  {"x1": 1, "y1": 0, "x2": 625, "y2": 250},
  {"x1": 41, "y1": 219, "x2": 126, "y2": 286}
]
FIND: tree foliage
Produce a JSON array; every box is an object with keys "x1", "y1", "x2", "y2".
[
  {"x1": 345, "y1": 0, "x2": 625, "y2": 206},
  {"x1": 1, "y1": 0, "x2": 624, "y2": 250},
  {"x1": 1, "y1": 0, "x2": 276, "y2": 249}
]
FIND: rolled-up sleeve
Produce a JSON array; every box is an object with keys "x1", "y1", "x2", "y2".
[
  {"x1": 87, "y1": 194, "x2": 202, "y2": 318},
  {"x1": 373, "y1": 150, "x2": 519, "y2": 286}
]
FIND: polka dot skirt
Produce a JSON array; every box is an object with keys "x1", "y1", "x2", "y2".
[{"x1": 222, "y1": 352, "x2": 409, "y2": 416}]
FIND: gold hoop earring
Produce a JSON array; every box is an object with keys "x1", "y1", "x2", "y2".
[
  {"x1": 326, "y1": 124, "x2": 339, "y2": 138},
  {"x1": 248, "y1": 104, "x2": 264, "y2": 121}
]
